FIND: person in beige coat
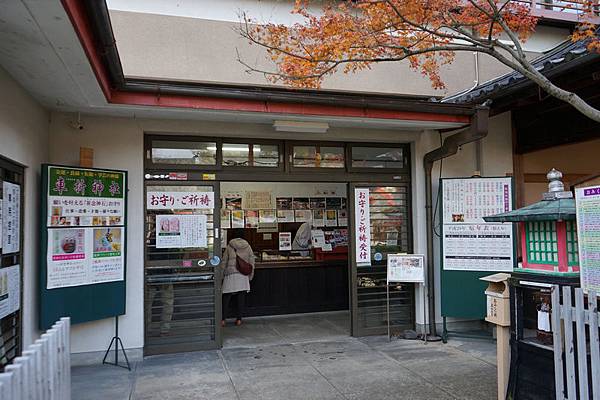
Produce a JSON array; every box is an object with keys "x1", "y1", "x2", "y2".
[{"x1": 220, "y1": 231, "x2": 255, "y2": 327}]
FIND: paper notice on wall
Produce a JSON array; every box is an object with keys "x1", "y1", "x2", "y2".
[
  {"x1": 0, "y1": 265, "x2": 20, "y2": 319},
  {"x1": 442, "y1": 177, "x2": 512, "y2": 223},
  {"x1": 279, "y1": 232, "x2": 292, "y2": 251},
  {"x1": 244, "y1": 191, "x2": 273, "y2": 209},
  {"x1": 575, "y1": 185, "x2": 600, "y2": 294},
  {"x1": 313, "y1": 210, "x2": 325, "y2": 227},
  {"x1": 0, "y1": 199, "x2": 3, "y2": 251},
  {"x1": 231, "y1": 210, "x2": 244, "y2": 228},
  {"x1": 47, "y1": 228, "x2": 89, "y2": 289},
  {"x1": 311, "y1": 230, "x2": 326, "y2": 248},
  {"x1": 325, "y1": 210, "x2": 338, "y2": 227},
  {"x1": 47, "y1": 227, "x2": 125, "y2": 289},
  {"x1": 221, "y1": 209, "x2": 231, "y2": 229},
  {"x1": 442, "y1": 224, "x2": 513, "y2": 272},
  {"x1": 156, "y1": 214, "x2": 207, "y2": 248},
  {"x1": 277, "y1": 210, "x2": 295, "y2": 223},
  {"x1": 90, "y1": 227, "x2": 124, "y2": 284},
  {"x1": 337, "y1": 210, "x2": 348, "y2": 227},
  {"x1": 294, "y1": 210, "x2": 312, "y2": 223},
  {"x1": 2, "y1": 182, "x2": 20, "y2": 254}
]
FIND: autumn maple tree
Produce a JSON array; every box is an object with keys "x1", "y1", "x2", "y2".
[{"x1": 239, "y1": 0, "x2": 600, "y2": 121}]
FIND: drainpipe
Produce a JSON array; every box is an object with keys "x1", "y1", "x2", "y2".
[{"x1": 423, "y1": 104, "x2": 490, "y2": 339}]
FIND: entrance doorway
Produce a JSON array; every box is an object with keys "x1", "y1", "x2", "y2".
[{"x1": 143, "y1": 135, "x2": 415, "y2": 355}]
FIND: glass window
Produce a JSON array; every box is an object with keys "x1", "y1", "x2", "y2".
[
  {"x1": 292, "y1": 145, "x2": 344, "y2": 168},
  {"x1": 320, "y1": 147, "x2": 345, "y2": 168},
  {"x1": 253, "y1": 144, "x2": 279, "y2": 167},
  {"x1": 223, "y1": 143, "x2": 279, "y2": 167},
  {"x1": 223, "y1": 143, "x2": 250, "y2": 166},
  {"x1": 351, "y1": 146, "x2": 404, "y2": 169},
  {"x1": 293, "y1": 146, "x2": 317, "y2": 167},
  {"x1": 151, "y1": 140, "x2": 217, "y2": 165}
]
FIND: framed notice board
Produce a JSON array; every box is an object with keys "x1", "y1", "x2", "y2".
[
  {"x1": 39, "y1": 164, "x2": 127, "y2": 330},
  {"x1": 440, "y1": 177, "x2": 514, "y2": 319}
]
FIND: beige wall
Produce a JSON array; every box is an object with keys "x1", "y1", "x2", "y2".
[
  {"x1": 0, "y1": 66, "x2": 49, "y2": 346},
  {"x1": 46, "y1": 110, "x2": 515, "y2": 353},
  {"x1": 109, "y1": 10, "x2": 526, "y2": 97},
  {"x1": 522, "y1": 138, "x2": 600, "y2": 204}
]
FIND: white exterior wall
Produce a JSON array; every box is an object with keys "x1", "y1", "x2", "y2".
[
  {"x1": 0, "y1": 66, "x2": 49, "y2": 347},
  {"x1": 46, "y1": 110, "x2": 513, "y2": 354}
]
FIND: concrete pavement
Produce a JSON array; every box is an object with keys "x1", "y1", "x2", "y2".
[{"x1": 72, "y1": 312, "x2": 497, "y2": 400}]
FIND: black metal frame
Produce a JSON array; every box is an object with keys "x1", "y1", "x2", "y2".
[
  {"x1": 143, "y1": 180, "x2": 222, "y2": 355},
  {"x1": 0, "y1": 155, "x2": 25, "y2": 371},
  {"x1": 349, "y1": 182, "x2": 415, "y2": 337},
  {"x1": 143, "y1": 133, "x2": 415, "y2": 352}
]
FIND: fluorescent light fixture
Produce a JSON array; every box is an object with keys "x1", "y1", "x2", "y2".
[{"x1": 273, "y1": 120, "x2": 329, "y2": 133}]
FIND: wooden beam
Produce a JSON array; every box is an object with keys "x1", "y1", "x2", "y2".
[
  {"x1": 524, "y1": 173, "x2": 590, "y2": 184},
  {"x1": 79, "y1": 147, "x2": 93, "y2": 168}
]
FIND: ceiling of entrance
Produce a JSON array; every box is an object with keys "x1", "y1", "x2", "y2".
[{"x1": 0, "y1": 0, "x2": 468, "y2": 131}]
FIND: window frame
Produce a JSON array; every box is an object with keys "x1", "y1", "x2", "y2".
[
  {"x1": 145, "y1": 135, "x2": 223, "y2": 171},
  {"x1": 221, "y1": 138, "x2": 284, "y2": 172},
  {"x1": 346, "y1": 143, "x2": 410, "y2": 174},
  {"x1": 287, "y1": 141, "x2": 347, "y2": 172}
]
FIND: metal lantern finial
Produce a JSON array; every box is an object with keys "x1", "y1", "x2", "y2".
[{"x1": 547, "y1": 168, "x2": 564, "y2": 193}]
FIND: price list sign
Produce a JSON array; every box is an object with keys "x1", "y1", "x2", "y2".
[{"x1": 441, "y1": 177, "x2": 513, "y2": 272}]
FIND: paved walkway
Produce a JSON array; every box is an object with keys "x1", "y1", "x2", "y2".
[{"x1": 72, "y1": 312, "x2": 497, "y2": 400}]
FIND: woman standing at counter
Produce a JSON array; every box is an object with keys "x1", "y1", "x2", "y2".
[{"x1": 220, "y1": 230, "x2": 255, "y2": 327}]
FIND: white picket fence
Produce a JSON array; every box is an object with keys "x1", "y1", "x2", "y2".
[
  {"x1": 0, "y1": 317, "x2": 71, "y2": 400},
  {"x1": 552, "y1": 286, "x2": 600, "y2": 400}
]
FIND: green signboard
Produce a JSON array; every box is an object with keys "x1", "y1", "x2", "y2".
[
  {"x1": 439, "y1": 177, "x2": 515, "y2": 320},
  {"x1": 39, "y1": 164, "x2": 127, "y2": 330}
]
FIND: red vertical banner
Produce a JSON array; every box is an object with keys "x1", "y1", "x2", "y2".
[{"x1": 355, "y1": 188, "x2": 371, "y2": 265}]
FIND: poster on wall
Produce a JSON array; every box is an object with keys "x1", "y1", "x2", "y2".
[
  {"x1": 337, "y1": 210, "x2": 348, "y2": 226},
  {"x1": 279, "y1": 232, "x2": 292, "y2": 251},
  {"x1": 231, "y1": 210, "x2": 244, "y2": 228},
  {"x1": 325, "y1": 210, "x2": 338, "y2": 227},
  {"x1": 441, "y1": 177, "x2": 513, "y2": 272},
  {"x1": 387, "y1": 254, "x2": 424, "y2": 283},
  {"x1": 355, "y1": 189, "x2": 372, "y2": 265},
  {"x1": 276, "y1": 197, "x2": 293, "y2": 210},
  {"x1": 221, "y1": 209, "x2": 231, "y2": 229},
  {"x1": 155, "y1": 214, "x2": 207, "y2": 249},
  {"x1": 0, "y1": 265, "x2": 20, "y2": 319},
  {"x1": 244, "y1": 191, "x2": 273, "y2": 210},
  {"x1": 147, "y1": 191, "x2": 214, "y2": 210},
  {"x1": 294, "y1": 210, "x2": 312, "y2": 223},
  {"x1": 313, "y1": 210, "x2": 325, "y2": 227},
  {"x1": 575, "y1": 185, "x2": 600, "y2": 294},
  {"x1": 277, "y1": 210, "x2": 295, "y2": 223},
  {"x1": 2, "y1": 181, "x2": 20, "y2": 253},
  {"x1": 45, "y1": 166, "x2": 126, "y2": 289}
]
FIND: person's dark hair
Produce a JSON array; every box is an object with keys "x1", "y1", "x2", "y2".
[{"x1": 227, "y1": 228, "x2": 246, "y2": 242}]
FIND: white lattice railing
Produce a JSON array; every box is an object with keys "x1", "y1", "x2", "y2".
[{"x1": 0, "y1": 317, "x2": 71, "y2": 400}]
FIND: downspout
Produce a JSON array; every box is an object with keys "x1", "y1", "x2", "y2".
[{"x1": 423, "y1": 104, "x2": 490, "y2": 338}]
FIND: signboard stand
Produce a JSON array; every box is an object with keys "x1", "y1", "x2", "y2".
[
  {"x1": 386, "y1": 254, "x2": 426, "y2": 342},
  {"x1": 102, "y1": 315, "x2": 130, "y2": 370},
  {"x1": 439, "y1": 176, "x2": 514, "y2": 342}
]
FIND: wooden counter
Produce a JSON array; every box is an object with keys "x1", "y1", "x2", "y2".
[{"x1": 228, "y1": 259, "x2": 349, "y2": 318}]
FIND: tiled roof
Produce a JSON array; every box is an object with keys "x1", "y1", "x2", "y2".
[
  {"x1": 443, "y1": 39, "x2": 597, "y2": 104},
  {"x1": 483, "y1": 198, "x2": 576, "y2": 222}
]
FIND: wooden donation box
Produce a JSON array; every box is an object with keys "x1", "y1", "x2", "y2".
[{"x1": 484, "y1": 169, "x2": 580, "y2": 400}]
